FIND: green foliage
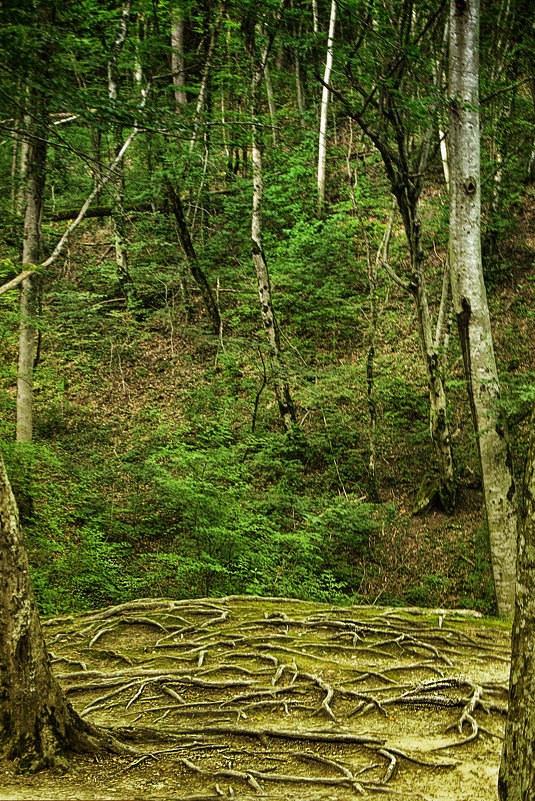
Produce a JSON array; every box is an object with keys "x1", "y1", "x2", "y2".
[{"x1": 1, "y1": 0, "x2": 530, "y2": 622}]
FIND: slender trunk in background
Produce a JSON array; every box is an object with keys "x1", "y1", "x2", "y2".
[
  {"x1": 171, "y1": 6, "x2": 187, "y2": 107},
  {"x1": 107, "y1": 1, "x2": 132, "y2": 296},
  {"x1": 311, "y1": 0, "x2": 319, "y2": 33},
  {"x1": 530, "y1": 95, "x2": 535, "y2": 179},
  {"x1": 164, "y1": 177, "x2": 220, "y2": 334},
  {"x1": 16, "y1": 89, "x2": 47, "y2": 444},
  {"x1": 317, "y1": 0, "x2": 336, "y2": 217},
  {"x1": 498, "y1": 404, "x2": 535, "y2": 799},
  {"x1": 346, "y1": 14, "x2": 455, "y2": 512},
  {"x1": 413, "y1": 237, "x2": 456, "y2": 513},
  {"x1": 292, "y1": 8, "x2": 306, "y2": 127},
  {"x1": 262, "y1": 40, "x2": 279, "y2": 146},
  {"x1": 295, "y1": 55, "x2": 306, "y2": 125},
  {"x1": 15, "y1": 87, "x2": 31, "y2": 216},
  {"x1": 448, "y1": 0, "x2": 517, "y2": 619},
  {"x1": 434, "y1": 20, "x2": 450, "y2": 191},
  {"x1": 188, "y1": 11, "x2": 222, "y2": 155},
  {"x1": 346, "y1": 129, "x2": 386, "y2": 502},
  {"x1": 10, "y1": 115, "x2": 20, "y2": 214},
  {"x1": 247, "y1": 29, "x2": 296, "y2": 432},
  {"x1": 375, "y1": 188, "x2": 455, "y2": 512}
]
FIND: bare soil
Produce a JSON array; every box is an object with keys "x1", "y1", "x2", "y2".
[{"x1": 0, "y1": 596, "x2": 510, "y2": 800}]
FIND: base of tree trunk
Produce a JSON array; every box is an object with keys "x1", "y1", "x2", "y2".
[
  {"x1": 412, "y1": 476, "x2": 440, "y2": 515},
  {"x1": 4, "y1": 706, "x2": 135, "y2": 774}
]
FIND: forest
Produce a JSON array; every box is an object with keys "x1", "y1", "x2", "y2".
[{"x1": 0, "y1": 0, "x2": 535, "y2": 796}]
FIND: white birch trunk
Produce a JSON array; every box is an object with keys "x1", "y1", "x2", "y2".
[
  {"x1": 448, "y1": 0, "x2": 517, "y2": 618},
  {"x1": 317, "y1": 0, "x2": 336, "y2": 217}
]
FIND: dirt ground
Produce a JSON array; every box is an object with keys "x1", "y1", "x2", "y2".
[{"x1": 0, "y1": 596, "x2": 510, "y2": 800}]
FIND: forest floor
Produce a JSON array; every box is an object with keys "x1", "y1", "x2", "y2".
[{"x1": 0, "y1": 596, "x2": 509, "y2": 801}]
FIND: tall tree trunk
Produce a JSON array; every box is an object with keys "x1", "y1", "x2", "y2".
[
  {"x1": 15, "y1": 86, "x2": 31, "y2": 217},
  {"x1": 10, "y1": 112, "x2": 20, "y2": 214},
  {"x1": 347, "y1": 135, "x2": 388, "y2": 503},
  {"x1": 498, "y1": 405, "x2": 535, "y2": 800},
  {"x1": 171, "y1": 6, "x2": 187, "y2": 107},
  {"x1": 378, "y1": 197, "x2": 456, "y2": 512},
  {"x1": 108, "y1": 0, "x2": 132, "y2": 296},
  {"x1": 247, "y1": 28, "x2": 296, "y2": 432},
  {"x1": 448, "y1": 0, "x2": 517, "y2": 618},
  {"x1": 261, "y1": 40, "x2": 279, "y2": 146},
  {"x1": 317, "y1": 0, "x2": 336, "y2": 217},
  {"x1": 188, "y1": 12, "x2": 222, "y2": 155},
  {"x1": 16, "y1": 91, "x2": 47, "y2": 444},
  {"x1": 311, "y1": 0, "x2": 319, "y2": 33},
  {"x1": 413, "y1": 243, "x2": 456, "y2": 513},
  {"x1": 164, "y1": 177, "x2": 221, "y2": 334},
  {"x1": 293, "y1": 13, "x2": 306, "y2": 128},
  {"x1": 0, "y1": 453, "x2": 131, "y2": 773}
]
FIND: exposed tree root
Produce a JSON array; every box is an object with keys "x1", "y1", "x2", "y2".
[{"x1": 41, "y1": 596, "x2": 509, "y2": 794}]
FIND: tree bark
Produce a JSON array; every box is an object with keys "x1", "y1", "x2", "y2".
[
  {"x1": 498, "y1": 403, "x2": 535, "y2": 799},
  {"x1": 188, "y1": 12, "x2": 222, "y2": 155},
  {"x1": 0, "y1": 453, "x2": 131, "y2": 772},
  {"x1": 164, "y1": 177, "x2": 221, "y2": 334},
  {"x1": 16, "y1": 87, "x2": 47, "y2": 444},
  {"x1": 107, "y1": 0, "x2": 133, "y2": 296},
  {"x1": 262, "y1": 42, "x2": 279, "y2": 146},
  {"x1": 171, "y1": 6, "x2": 187, "y2": 107},
  {"x1": 448, "y1": 0, "x2": 517, "y2": 618},
  {"x1": 341, "y1": 6, "x2": 456, "y2": 511},
  {"x1": 317, "y1": 0, "x2": 336, "y2": 217},
  {"x1": 247, "y1": 24, "x2": 296, "y2": 432}
]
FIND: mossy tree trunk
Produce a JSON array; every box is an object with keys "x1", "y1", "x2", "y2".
[
  {"x1": 0, "y1": 453, "x2": 131, "y2": 773},
  {"x1": 448, "y1": 0, "x2": 517, "y2": 618},
  {"x1": 498, "y1": 403, "x2": 535, "y2": 798}
]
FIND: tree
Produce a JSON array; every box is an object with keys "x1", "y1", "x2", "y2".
[
  {"x1": 317, "y1": 0, "x2": 336, "y2": 217},
  {"x1": 15, "y1": 3, "x2": 51, "y2": 444},
  {"x1": 448, "y1": 0, "x2": 517, "y2": 618},
  {"x1": 165, "y1": 176, "x2": 222, "y2": 334},
  {"x1": 0, "y1": 450, "x2": 130, "y2": 772},
  {"x1": 245, "y1": 8, "x2": 297, "y2": 433},
  {"x1": 498, "y1": 402, "x2": 535, "y2": 798},
  {"x1": 107, "y1": 0, "x2": 134, "y2": 296},
  {"x1": 171, "y1": 5, "x2": 187, "y2": 107},
  {"x1": 339, "y1": 0, "x2": 456, "y2": 511}
]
